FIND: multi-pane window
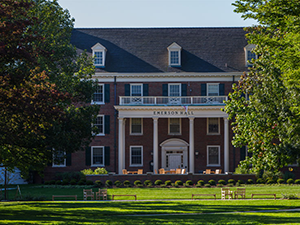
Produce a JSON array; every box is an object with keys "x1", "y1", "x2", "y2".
[
  {"x1": 92, "y1": 146, "x2": 104, "y2": 166},
  {"x1": 94, "y1": 51, "x2": 103, "y2": 65},
  {"x1": 208, "y1": 118, "x2": 219, "y2": 134},
  {"x1": 207, "y1": 84, "x2": 219, "y2": 96},
  {"x1": 131, "y1": 84, "x2": 142, "y2": 96},
  {"x1": 247, "y1": 50, "x2": 256, "y2": 63},
  {"x1": 207, "y1": 146, "x2": 220, "y2": 166},
  {"x1": 169, "y1": 84, "x2": 181, "y2": 96},
  {"x1": 130, "y1": 146, "x2": 143, "y2": 166},
  {"x1": 93, "y1": 84, "x2": 104, "y2": 103},
  {"x1": 53, "y1": 150, "x2": 66, "y2": 167},
  {"x1": 170, "y1": 51, "x2": 179, "y2": 65},
  {"x1": 95, "y1": 115, "x2": 104, "y2": 135},
  {"x1": 169, "y1": 118, "x2": 181, "y2": 134},
  {"x1": 131, "y1": 118, "x2": 142, "y2": 135}
]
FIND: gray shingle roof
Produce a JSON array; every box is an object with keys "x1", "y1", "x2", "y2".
[{"x1": 71, "y1": 27, "x2": 248, "y2": 73}]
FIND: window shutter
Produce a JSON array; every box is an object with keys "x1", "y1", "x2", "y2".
[
  {"x1": 66, "y1": 153, "x2": 72, "y2": 166},
  {"x1": 162, "y1": 84, "x2": 168, "y2": 96},
  {"x1": 105, "y1": 115, "x2": 110, "y2": 134},
  {"x1": 125, "y1": 84, "x2": 130, "y2": 96},
  {"x1": 201, "y1": 84, "x2": 206, "y2": 96},
  {"x1": 181, "y1": 84, "x2": 187, "y2": 96},
  {"x1": 219, "y1": 84, "x2": 225, "y2": 96},
  {"x1": 105, "y1": 146, "x2": 110, "y2": 166},
  {"x1": 104, "y1": 84, "x2": 110, "y2": 103},
  {"x1": 143, "y1": 84, "x2": 149, "y2": 96},
  {"x1": 86, "y1": 147, "x2": 91, "y2": 166},
  {"x1": 240, "y1": 146, "x2": 246, "y2": 161}
]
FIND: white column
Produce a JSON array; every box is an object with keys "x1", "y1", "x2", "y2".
[
  {"x1": 189, "y1": 117, "x2": 195, "y2": 173},
  {"x1": 224, "y1": 117, "x2": 229, "y2": 173},
  {"x1": 153, "y1": 117, "x2": 158, "y2": 173},
  {"x1": 118, "y1": 118, "x2": 125, "y2": 174}
]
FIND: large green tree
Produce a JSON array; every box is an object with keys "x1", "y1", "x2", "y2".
[
  {"x1": 225, "y1": 0, "x2": 300, "y2": 172},
  {"x1": 0, "y1": 0, "x2": 99, "y2": 177}
]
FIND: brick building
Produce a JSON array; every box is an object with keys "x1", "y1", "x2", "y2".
[{"x1": 44, "y1": 27, "x2": 258, "y2": 179}]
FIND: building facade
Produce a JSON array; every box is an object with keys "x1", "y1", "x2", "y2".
[{"x1": 44, "y1": 27, "x2": 256, "y2": 179}]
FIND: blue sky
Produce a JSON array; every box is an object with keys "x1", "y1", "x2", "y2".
[{"x1": 57, "y1": 0, "x2": 258, "y2": 28}]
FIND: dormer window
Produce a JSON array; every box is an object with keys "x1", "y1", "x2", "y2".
[
  {"x1": 168, "y1": 42, "x2": 182, "y2": 67},
  {"x1": 244, "y1": 44, "x2": 257, "y2": 67},
  {"x1": 91, "y1": 43, "x2": 106, "y2": 67}
]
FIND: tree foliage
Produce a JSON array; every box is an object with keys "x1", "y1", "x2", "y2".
[
  {"x1": 225, "y1": 0, "x2": 300, "y2": 172},
  {"x1": 0, "y1": 0, "x2": 99, "y2": 176}
]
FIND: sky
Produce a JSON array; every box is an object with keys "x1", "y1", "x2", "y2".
[{"x1": 57, "y1": 0, "x2": 258, "y2": 28}]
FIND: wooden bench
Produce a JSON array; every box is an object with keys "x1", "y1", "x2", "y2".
[
  {"x1": 112, "y1": 195, "x2": 137, "y2": 200},
  {"x1": 52, "y1": 195, "x2": 77, "y2": 201},
  {"x1": 251, "y1": 194, "x2": 276, "y2": 200},
  {"x1": 192, "y1": 194, "x2": 216, "y2": 200}
]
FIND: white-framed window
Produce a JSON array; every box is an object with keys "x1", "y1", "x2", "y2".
[
  {"x1": 95, "y1": 115, "x2": 104, "y2": 135},
  {"x1": 91, "y1": 43, "x2": 106, "y2": 67},
  {"x1": 168, "y1": 83, "x2": 181, "y2": 96},
  {"x1": 130, "y1": 118, "x2": 143, "y2": 135},
  {"x1": 53, "y1": 150, "x2": 66, "y2": 167},
  {"x1": 167, "y1": 42, "x2": 182, "y2": 67},
  {"x1": 207, "y1": 146, "x2": 220, "y2": 166},
  {"x1": 92, "y1": 84, "x2": 104, "y2": 104},
  {"x1": 130, "y1": 146, "x2": 143, "y2": 166},
  {"x1": 207, "y1": 118, "x2": 220, "y2": 135},
  {"x1": 244, "y1": 44, "x2": 257, "y2": 67},
  {"x1": 169, "y1": 118, "x2": 181, "y2": 135},
  {"x1": 207, "y1": 83, "x2": 219, "y2": 96},
  {"x1": 130, "y1": 84, "x2": 143, "y2": 96},
  {"x1": 91, "y1": 146, "x2": 104, "y2": 166}
]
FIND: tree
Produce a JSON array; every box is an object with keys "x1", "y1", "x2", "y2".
[
  {"x1": 224, "y1": 0, "x2": 300, "y2": 172},
  {"x1": 0, "y1": 0, "x2": 99, "y2": 180}
]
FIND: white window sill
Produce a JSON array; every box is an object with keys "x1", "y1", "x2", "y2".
[
  {"x1": 52, "y1": 165, "x2": 66, "y2": 167},
  {"x1": 206, "y1": 164, "x2": 221, "y2": 167},
  {"x1": 96, "y1": 134, "x2": 105, "y2": 136},
  {"x1": 91, "y1": 164, "x2": 104, "y2": 167},
  {"x1": 91, "y1": 101, "x2": 105, "y2": 105},
  {"x1": 130, "y1": 133, "x2": 143, "y2": 136},
  {"x1": 207, "y1": 133, "x2": 220, "y2": 135},
  {"x1": 130, "y1": 164, "x2": 143, "y2": 167}
]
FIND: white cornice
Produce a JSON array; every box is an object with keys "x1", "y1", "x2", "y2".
[{"x1": 115, "y1": 105, "x2": 225, "y2": 111}]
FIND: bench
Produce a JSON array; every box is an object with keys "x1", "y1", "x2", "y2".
[
  {"x1": 52, "y1": 195, "x2": 77, "y2": 201},
  {"x1": 192, "y1": 194, "x2": 216, "y2": 200},
  {"x1": 251, "y1": 194, "x2": 276, "y2": 200},
  {"x1": 112, "y1": 195, "x2": 137, "y2": 200}
]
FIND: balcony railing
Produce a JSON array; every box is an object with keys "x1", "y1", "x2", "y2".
[{"x1": 119, "y1": 96, "x2": 227, "y2": 106}]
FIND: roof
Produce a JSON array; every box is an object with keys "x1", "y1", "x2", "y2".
[{"x1": 71, "y1": 27, "x2": 248, "y2": 73}]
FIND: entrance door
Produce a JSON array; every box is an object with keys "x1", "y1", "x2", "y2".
[{"x1": 168, "y1": 154, "x2": 182, "y2": 169}]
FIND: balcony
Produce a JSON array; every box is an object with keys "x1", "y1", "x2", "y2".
[{"x1": 119, "y1": 96, "x2": 227, "y2": 106}]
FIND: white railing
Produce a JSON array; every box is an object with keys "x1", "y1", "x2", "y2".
[{"x1": 119, "y1": 96, "x2": 227, "y2": 105}]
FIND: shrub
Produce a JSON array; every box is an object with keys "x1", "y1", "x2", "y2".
[
  {"x1": 266, "y1": 178, "x2": 275, "y2": 184},
  {"x1": 81, "y1": 169, "x2": 94, "y2": 175},
  {"x1": 77, "y1": 180, "x2": 85, "y2": 185},
  {"x1": 86, "y1": 180, "x2": 94, "y2": 185},
  {"x1": 95, "y1": 180, "x2": 103, "y2": 187},
  {"x1": 247, "y1": 179, "x2": 254, "y2": 184},
  {"x1": 134, "y1": 180, "x2": 142, "y2": 186},
  {"x1": 62, "y1": 179, "x2": 69, "y2": 185},
  {"x1": 186, "y1": 180, "x2": 193, "y2": 186},
  {"x1": 256, "y1": 178, "x2": 265, "y2": 184},
  {"x1": 227, "y1": 179, "x2": 235, "y2": 185},
  {"x1": 165, "y1": 180, "x2": 172, "y2": 186},
  {"x1": 281, "y1": 193, "x2": 299, "y2": 199},
  {"x1": 154, "y1": 180, "x2": 163, "y2": 185},
  {"x1": 237, "y1": 179, "x2": 244, "y2": 184},
  {"x1": 277, "y1": 178, "x2": 284, "y2": 184},
  {"x1": 55, "y1": 180, "x2": 62, "y2": 185},
  {"x1": 227, "y1": 183, "x2": 234, "y2": 187},
  {"x1": 287, "y1": 178, "x2": 294, "y2": 184},
  {"x1": 218, "y1": 179, "x2": 226, "y2": 185},
  {"x1": 236, "y1": 182, "x2": 241, "y2": 187},
  {"x1": 44, "y1": 181, "x2": 51, "y2": 185},
  {"x1": 284, "y1": 171, "x2": 295, "y2": 181},
  {"x1": 216, "y1": 184, "x2": 224, "y2": 187},
  {"x1": 197, "y1": 180, "x2": 205, "y2": 186},
  {"x1": 195, "y1": 184, "x2": 202, "y2": 188},
  {"x1": 263, "y1": 170, "x2": 283, "y2": 182},
  {"x1": 204, "y1": 184, "x2": 211, "y2": 188},
  {"x1": 144, "y1": 180, "x2": 152, "y2": 186},
  {"x1": 295, "y1": 179, "x2": 300, "y2": 184},
  {"x1": 160, "y1": 184, "x2": 167, "y2": 188},
  {"x1": 175, "y1": 180, "x2": 183, "y2": 186},
  {"x1": 123, "y1": 180, "x2": 131, "y2": 187},
  {"x1": 171, "y1": 183, "x2": 178, "y2": 187},
  {"x1": 114, "y1": 180, "x2": 122, "y2": 187},
  {"x1": 208, "y1": 179, "x2": 216, "y2": 186},
  {"x1": 94, "y1": 167, "x2": 108, "y2": 174},
  {"x1": 50, "y1": 180, "x2": 56, "y2": 185},
  {"x1": 105, "y1": 180, "x2": 112, "y2": 187}
]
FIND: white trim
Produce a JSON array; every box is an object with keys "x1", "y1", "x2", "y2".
[
  {"x1": 91, "y1": 43, "x2": 106, "y2": 67},
  {"x1": 95, "y1": 115, "x2": 105, "y2": 136},
  {"x1": 130, "y1": 83, "x2": 143, "y2": 96},
  {"x1": 130, "y1": 146, "x2": 143, "y2": 167},
  {"x1": 168, "y1": 118, "x2": 181, "y2": 135},
  {"x1": 168, "y1": 83, "x2": 181, "y2": 96},
  {"x1": 91, "y1": 146, "x2": 105, "y2": 167},
  {"x1": 130, "y1": 118, "x2": 143, "y2": 135},
  {"x1": 207, "y1": 118, "x2": 220, "y2": 135},
  {"x1": 207, "y1": 145, "x2": 221, "y2": 166},
  {"x1": 91, "y1": 83, "x2": 105, "y2": 105},
  {"x1": 52, "y1": 151, "x2": 66, "y2": 167},
  {"x1": 244, "y1": 44, "x2": 257, "y2": 67},
  {"x1": 168, "y1": 42, "x2": 182, "y2": 67},
  {"x1": 207, "y1": 83, "x2": 220, "y2": 96}
]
